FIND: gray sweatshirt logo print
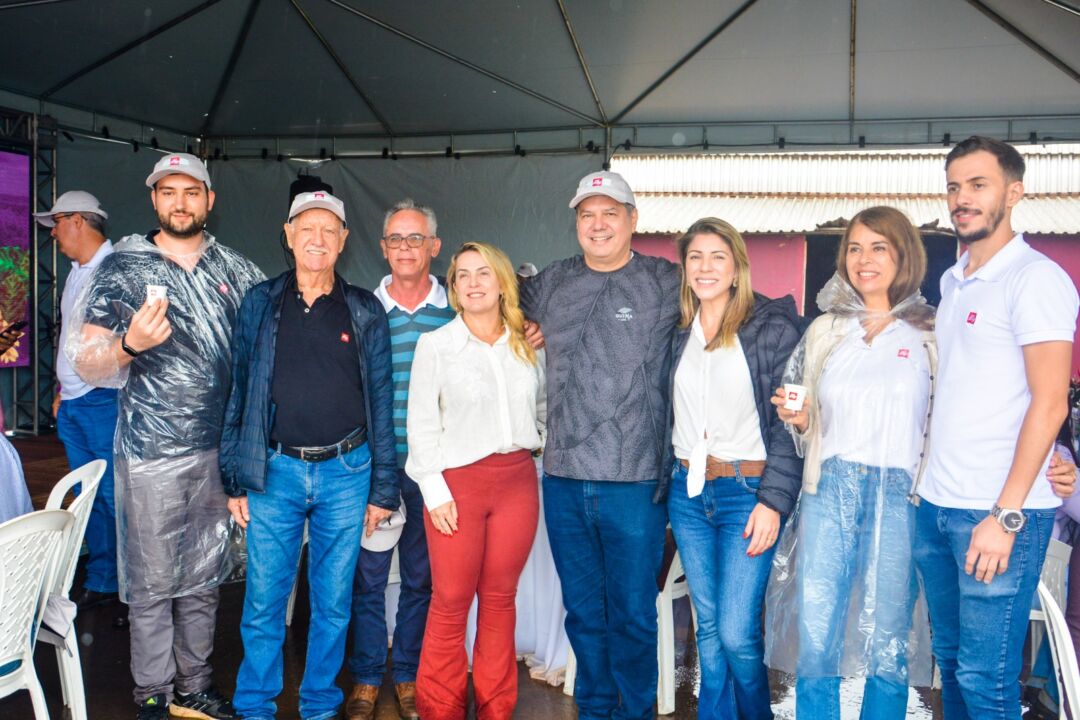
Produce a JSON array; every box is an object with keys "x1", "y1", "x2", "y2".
[{"x1": 615, "y1": 307, "x2": 634, "y2": 322}]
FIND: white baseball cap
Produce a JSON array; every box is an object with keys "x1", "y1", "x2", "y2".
[
  {"x1": 288, "y1": 190, "x2": 347, "y2": 225},
  {"x1": 569, "y1": 170, "x2": 636, "y2": 209},
  {"x1": 33, "y1": 191, "x2": 108, "y2": 227},
  {"x1": 360, "y1": 502, "x2": 406, "y2": 552},
  {"x1": 145, "y1": 152, "x2": 212, "y2": 189}
]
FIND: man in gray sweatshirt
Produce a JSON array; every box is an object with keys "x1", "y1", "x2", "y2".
[{"x1": 520, "y1": 171, "x2": 680, "y2": 720}]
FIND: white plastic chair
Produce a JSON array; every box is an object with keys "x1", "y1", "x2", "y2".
[
  {"x1": 1031, "y1": 539, "x2": 1073, "y2": 664},
  {"x1": 563, "y1": 548, "x2": 697, "y2": 715},
  {"x1": 0, "y1": 509, "x2": 74, "y2": 720},
  {"x1": 39, "y1": 460, "x2": 106, "y2": 720},
  {"x1": 1036, "y1": 580, "x2": 1080, "y2": 718}
]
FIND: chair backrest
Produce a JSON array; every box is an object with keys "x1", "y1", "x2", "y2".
[
  {"x1": 1037, "y1": 580, "x2": 1080, "y2": 719},
  {"x1": 0, "y1": 509, "x2": 73, "y2": 668},
  {"x1": 45, "y1": 460, "x2": 106, "y2": 597},
  {"x1": 1042, "y1": 538, "x2": 1073, "y2": 610}
]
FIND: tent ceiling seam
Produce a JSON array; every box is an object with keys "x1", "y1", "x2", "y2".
[
  {"x1": 610, "y1": 0, "x2": 762, "y2": 124},
  {"x1": 962, "y1": 0, "x2": 1080, "y2": 85},
  {"x1": 289, "y1": 0, "x2": 394, "y2": 136},
  {"x1": 40, "y1": 0, "x2": 227, "y2": 99},
  {"x1": 321, "y1": 0, "x2": 604, "y2": 128},
  {"x1": 555, "y1": 0, "x2": 607, "y2": 124},
  {"x1": 201, "y1": 0, "x2": 262, "y2": 137}
]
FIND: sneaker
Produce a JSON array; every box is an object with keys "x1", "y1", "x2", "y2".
[
  {"x1": 170, "y1": 686, "x2": 239, "y2": 720},
  {"x1": 136, "y1": 694, "x2": 168, "y2": 720}
]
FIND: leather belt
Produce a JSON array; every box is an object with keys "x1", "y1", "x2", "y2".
[
  {"x1": 679, "y1": 457, "x2": 767, "y2": 481},
  {"x1": 272, "y1": 427, "x2": 368, "y2": 463}
]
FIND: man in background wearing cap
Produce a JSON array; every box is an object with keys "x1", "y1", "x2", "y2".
[
  {"x1": 220, "y1": 190, "x2": 396, "y2": 720},
  {"x1": 68, "y1": 153, "x2": 264, "y2": 720},
  {"x1": 34, "y1": 190, "x2": 121, "y2": 610},
  {"x1": 345, "y1": 198, "x2": 453, "y2": 720},
  {"x1": 519, "y1": 171, "x2": 680, "y2": 720}
]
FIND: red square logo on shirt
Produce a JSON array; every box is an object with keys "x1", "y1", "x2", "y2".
[
  {"x1": 340, "y1": 332, "x2": 350, "y2": 343},
  {"x1": 218, "y1": 282, "x2": 229, "y2": 295},
  {"x1": 897, "y1": 348, "x2": 909, "y2": 359},
  {"x1": 967, "y1": 311, "x2": 977, "y2": 324}
]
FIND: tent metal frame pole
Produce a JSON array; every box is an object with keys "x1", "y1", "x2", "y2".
[
  {"x1": 610, "y1": 0, "x2": 761, "y2": 124},
  {"x1": 0, "y1": 0, "x2": 76, "y2": 9},
  {"x1": 1038, "y1": 0, "x2": 1080, "y2": 18},
  {"x1": 848, "y1": 0, "x2": 857, "y2": 143},
  {"x1": 41, "y1": 0, "x2": 228, "y2": 98},
  {"x1": 322, "y1": 0, "x2": 604, "y2": 128},
  {"x1": 289, "y1": 0, "x2": 393, "y2": 136},
  {"x1": 202, "y1": 0, "x2": 261, "y2": 136},
  {"x1": 555, "y1": 0, "x2": 607, "y2": 124},
  {"x1": 962, "y1": 0, "x2": 1080, "y2": 85}
]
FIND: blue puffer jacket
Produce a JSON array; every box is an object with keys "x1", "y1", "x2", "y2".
[
  {"x1": 659, "y1": 292, "x2": 807, "y2": 513},
  {"x1": 219, "y1": 271, "x2": 398, "y2": 509}
]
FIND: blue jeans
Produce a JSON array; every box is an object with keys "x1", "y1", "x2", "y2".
[
  {"x1": 796, "y1": 457, "x2": 917, "y2": 720},
  {"x1": 668, "y1": 462, "x2": 775, "y2": 720},
  {"x1": 543, "y1": 474, "x2": 667, "y2": 720},
  {"x1": 56, "y1": 388, "x2": 119, "y2": 594},
  {"x1": 348, "y1": 469, "x2": 430, "y2": 685},
  {"x1": 233, "y1": 443, "x2": 372, "y2": 720},
  {"x1": 913, "y1": 498, "x2": 1054, "y2": 720}
]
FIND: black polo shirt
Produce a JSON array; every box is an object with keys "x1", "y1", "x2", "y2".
[{"x1": 270, "y1": 274, "x2": 366, "y2": 447}]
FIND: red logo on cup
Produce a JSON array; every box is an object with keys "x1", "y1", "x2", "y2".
[
  {"x1": 169, "y1": 156, "x2": 181, "y2": 166},
  {"x1": 340, "y1": 332, "x2": 350, "y2": 343},
  {"x1": 897, "y1": 348, "x2": 909, "y2": 359},
  {"x1": 787, "y1": 391, "x2": 798, "y2": 400},
  {"x1": 218, "y1": 282, "x2": 229, "y2": 294},
  {"x1": 967, "y1": 311, "x2": 977, "y2": 324},
  {"x1": 591, "y1": 177, "x2": 604, "y2": 186}
]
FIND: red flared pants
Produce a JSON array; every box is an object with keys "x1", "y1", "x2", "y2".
[{"x1": 416, "y1": 449, "x2": 539, "y2": 720}]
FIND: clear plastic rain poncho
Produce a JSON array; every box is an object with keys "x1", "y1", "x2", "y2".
[
  {"x1": 764, "y1": 273, "x2": 935, "y2": 689},
  {"x1": 65, "y1": 232, "x2": 264, "y2": 603}
]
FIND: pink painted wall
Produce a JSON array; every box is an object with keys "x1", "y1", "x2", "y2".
[
  {"x1": 632, "y1": 233, "x2": 808, "y2": 314},
  {"x1": 1024, "y1": 234, "x2": 1080, "y2": 377}
]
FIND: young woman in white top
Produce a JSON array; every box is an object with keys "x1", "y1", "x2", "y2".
[
  {"x1": 405, "y1": 241, "x2": 545, "y2": 720},
  {"x1": 764, "y1": 206, "x2": 1075, "y2": 720},
  {"x1": 666, "y1": 218, "x2": 803, "y2": 720}
]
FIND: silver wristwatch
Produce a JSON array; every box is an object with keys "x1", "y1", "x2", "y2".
[{"x1": 990, "y1": 504, "x2": 1026, "y2": 534}]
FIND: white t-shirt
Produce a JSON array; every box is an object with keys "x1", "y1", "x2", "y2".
[
  {"x1": 922, "y1": 234, "x2": 1079, "y2": 510},
  {"x1": 58, "y1": 240, "x2": 113, "y2": 400},
  {"x1": 672, "y1": 313, "x2": 766, "y2": 462},
  {"x1": 372, "y1": 274, "x2": 448, "y2": 313},
  {"x1": 405, "y1": 315, "x2": 546, "y2": 509},
  {"x1": 817, "y1": 317, "x2": 931, "y2": 473}
]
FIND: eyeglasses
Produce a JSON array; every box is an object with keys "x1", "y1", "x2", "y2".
[{"x1": 382, "y1": 233, "x2": 431, "y2": 248}]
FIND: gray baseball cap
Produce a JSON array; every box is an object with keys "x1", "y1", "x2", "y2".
[
  {"x1": 569, "y1": 170, "x2": 636, "y2": 209},
  {"x1": 145, "y1": 152, "x2": 212, "y2": 189},
  {"x1": 288, "y1": 190, "x2": 347, "y2": 225},
  {"x1": 33, "y1": 191, "x2": 108, "y2": 227}
]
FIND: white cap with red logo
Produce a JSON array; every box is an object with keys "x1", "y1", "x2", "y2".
[
  {"x1": 569, "y1": 170, "x2": 636, "y2": 209},
  {"x1": 288, "y1": 190, "x2": 347, "y2": 225},
  {"x1": 145, "y1": 153, "x2": 212, "y2": 189}
]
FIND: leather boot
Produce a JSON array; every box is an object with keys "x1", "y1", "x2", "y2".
[
  {"x1": 344, "y1": 684, "x2": 380, "y2": 720},
  {"x1": 395, "y1": 681, "x2": 420, "y2": 719}
]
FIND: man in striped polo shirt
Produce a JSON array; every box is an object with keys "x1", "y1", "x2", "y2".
[{"x1": 346, "y1": 199, "x2": 455, "y2": 720}]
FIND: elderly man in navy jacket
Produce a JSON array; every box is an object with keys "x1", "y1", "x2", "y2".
[{"x1": 220, "y1": 190, "x2": 396, "y2": 720}]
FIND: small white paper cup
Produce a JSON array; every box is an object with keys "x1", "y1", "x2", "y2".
[
  {"x1": 146, "y1": 285, "x2": 168, "y2": 302},
  {"x1": 783, "y1": 383, "x2": 807, "y2": 412}
]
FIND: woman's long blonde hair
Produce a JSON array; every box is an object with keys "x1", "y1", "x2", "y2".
[
  {"x1": 676, "y1": 217, "x2": 755, "y2": 350},
  {"x1": 447, "y1": 242, "x2": 537, "y2": 366}
]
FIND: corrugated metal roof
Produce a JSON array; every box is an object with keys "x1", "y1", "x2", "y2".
[
  {"x1": 633, "y1": 195, "x2": 1080, "y2": 235},
  {"x1": 613, "y1": 145, "x2": 1080, "y2": 233}
]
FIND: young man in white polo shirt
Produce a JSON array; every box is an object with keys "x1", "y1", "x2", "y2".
[{"x1": 913, "y1": 136, "x2": 1079, "y2": 720}]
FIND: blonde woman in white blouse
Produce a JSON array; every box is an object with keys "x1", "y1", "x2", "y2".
[{"x1": 405, "y1": 241, "x2": 545, "y2": 720}]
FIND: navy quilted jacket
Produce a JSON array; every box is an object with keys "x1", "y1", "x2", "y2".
[
  {"x1": 659, "y1": 292, "x2": 806, "y2": 513},
  {"x1": 219, "y1": 271, "x2": 398, "y2": 509}
]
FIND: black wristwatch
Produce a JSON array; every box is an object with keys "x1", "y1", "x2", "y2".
[
  {"x1": 990, "y1": 504, "x2": 1026, "y2": 534},
  {"x1": 120, "y1": 334, "x2": 142, "y2": 358}
]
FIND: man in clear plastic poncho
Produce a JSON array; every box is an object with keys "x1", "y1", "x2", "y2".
[{"x1": 67, "y1": 153, "x2": 264, "y2": 720}]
